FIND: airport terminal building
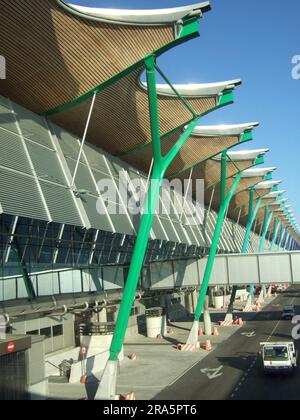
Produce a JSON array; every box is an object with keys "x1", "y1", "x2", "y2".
[{"x1": 0, "y1": 1, "x2": 299, "y2": 399}]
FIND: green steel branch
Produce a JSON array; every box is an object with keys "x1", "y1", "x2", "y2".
[
  {"x1": 3, "y1": 221, "x2": 36, "y2": 300},
  {"x1": 193, "y1": 154, "x2": 242, "y2": 322},
  {"x1": 108, "y1": 55, "x2": 200, "y2": 361},
  {"x1": 270, "y1": 219, "x2": 281, "y2": 252},
  {"x1": 204, "y1": 150, "x2": 264, "y2": 196},
  {"x1": 259, "y1": 206, "x2": 274, "y2": 253},
  {"x1": 155, "y1": 64, "x2": 196, "y2": 118},
  {"x1": 284, "y1": 232, "x2": 291, "y2": 250},
  {"x1": 278, "y1": 226, "x2": 286, "y2": 250},
  {"x1": 168, "y1": 124, "x2": 252, "y2": 179},
  {"x1": 12, "y1": 238, "x2": 36, "y2": 301},
  {"x1": 118, "y1": 88, "x2": 236, "y2": 160},
  {"x1": 245, "y1": 189, "x2": 268, "y2": 250}
]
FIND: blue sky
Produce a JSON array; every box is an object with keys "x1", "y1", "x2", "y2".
[{"x1": 74, "y1": 0, "x2": 300, "y2": 223}]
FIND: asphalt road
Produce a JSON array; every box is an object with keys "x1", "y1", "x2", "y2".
[{"x1": 154, "y1": 287, "x2": 300, "y2": 401}]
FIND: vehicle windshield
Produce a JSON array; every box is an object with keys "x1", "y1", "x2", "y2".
[{"x1": 264, "y1": 346, "x2": 289, "y2": 361}]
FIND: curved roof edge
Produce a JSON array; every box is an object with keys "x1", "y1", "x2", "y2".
[
  {"x1": 263, "y1": 190, "x2": 286, "y2": 199},
  {"x1": 140, "y1": 79, "x2": 242, "y2": 97},
  {"x1": 60, "y1": 1, "x2": 211, "y2": 25},
  {"x1": 227, "y1": 148, "x2": 268, "y2": 161},
  {"x1": 212, "y1": 149, "x2": 268, "y2": 163},
  {"x1": 241, "y1": 167, "x2": 276, "y2": 178},
  {"x1": 270, "y1": 198, "x2": 289, "y2": 206},
  {"x1": 255, "y1": 180, "x2": 282, "y2": 189},
  {"x1": 192, "y1": 122, "x2": 259, "y2": 137}
]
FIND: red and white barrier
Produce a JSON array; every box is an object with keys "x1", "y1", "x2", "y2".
[
  {"x1": 219, "y1": 318, "x2": 243, "y2": 327},
  {"x1": 177, "y1": 343, "x2": 199, "y2": 352},
  {"x1": 219, "y1": 321, "x2": 234, "y2": 327}
]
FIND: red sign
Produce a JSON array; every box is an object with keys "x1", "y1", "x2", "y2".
[{"x1": 7, "y1": 342, "x2": 15, "y2": 353}]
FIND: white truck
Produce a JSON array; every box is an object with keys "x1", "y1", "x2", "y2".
[{"x1": 260, "y1": 342, "x2": 297, "y2": 375}]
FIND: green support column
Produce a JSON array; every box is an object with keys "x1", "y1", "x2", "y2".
[
  {"x1": 12, "y1": 238, "x2": 36, "y2": 301},
  {"x1": 259, "y1": 206, "x2": 274, "y2": 253},
  {"x1": 187, "y1": 152, "x2": 242, "y2": 344},
  {"x1": 285, "y1": 233, "x2": 291, "y2": 250},
  {"x1": 229, "y1": 188, "x2": 262, "y2": 308},
  {"x1": 96, "y1": 55, "x2": 201, "y2": 399},
  {"x1": 278, "y1": 226, "x2": 286, "y2": 251},
  {"x1": 3, "y1": 221, "x2": 36, "y2": 301},
  {"x1": 270, "y1": 219, "x2": 281, "y2": 252}
]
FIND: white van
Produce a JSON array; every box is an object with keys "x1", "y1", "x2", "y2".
[{"x1": 261, "y1": 342, "x2": 297, "y2": 375}]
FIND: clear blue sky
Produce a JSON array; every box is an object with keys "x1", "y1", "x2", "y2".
[{"x1": 74, "y1": 0, "x2": 300, "y2": 223}]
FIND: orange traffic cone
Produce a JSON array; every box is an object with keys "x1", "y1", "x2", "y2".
[
  {"x1": 198, "y1": 327, "x2": 204, "y2": 337},
  {"x1": 212, "y1": 327, "x2": 219, "y2": 336},
  {"x1": 202, "y1": 340, "x2": 212, "y2": 351},
  {"x1": 125, "y1": 392, "x2": 136, "y2": 401}
]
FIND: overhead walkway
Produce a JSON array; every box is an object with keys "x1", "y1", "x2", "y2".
[{"x1": 149, "y1": 251, "x2": 300, "y2": 288}]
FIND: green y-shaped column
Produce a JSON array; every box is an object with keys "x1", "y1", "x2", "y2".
[
  {"x1": 228, "y1": 187, "x2": 263, "y2": 310},
  {"x1": 284, "y1": 232, "x2": 291, "y2": 250},
  {"x1": 278, "y1": 225, "x2": 286, "y2": 251},
  {"x1": 95, "y1": 55, "x2": 201, "y2": 399},
  {"x1": 187, "y1": 152, "x2": 242, "y2": 344},
  {"x1": 259, "y1": 206, "x2": 274, "y2": 253},
  {"x1": 270, "y1": 218, "x2": 281, "y2": 252}
]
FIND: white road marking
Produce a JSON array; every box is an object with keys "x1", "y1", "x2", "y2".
[
  {"x1": 200, "y1": 366, "x2": 224, "y2": 380},
  {"x1": 241, "y1": 331, "x2": 256, "y2": 338}
]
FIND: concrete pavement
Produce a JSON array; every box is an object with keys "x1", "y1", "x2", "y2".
[{"x1": 48, "y1": 316, "x2": 243, "y2": 400}]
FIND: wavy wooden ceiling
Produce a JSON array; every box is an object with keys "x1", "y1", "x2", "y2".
[{"x1": 0, "y1": 0, "x2": 174, "y2": 113}]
